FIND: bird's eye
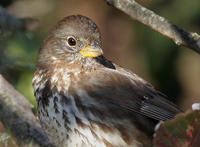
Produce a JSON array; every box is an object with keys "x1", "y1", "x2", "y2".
[{"x1": 67, "y1": 37, "x2": 76, "y2": 46}]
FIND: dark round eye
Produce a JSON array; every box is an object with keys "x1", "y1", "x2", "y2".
[{"x1": 68, "y1": 37, "x2": 76, "y2": 46}]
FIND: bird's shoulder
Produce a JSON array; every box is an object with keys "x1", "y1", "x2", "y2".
[{"x1": 84, "y1": 57, "x2": 183, "y2": 121}]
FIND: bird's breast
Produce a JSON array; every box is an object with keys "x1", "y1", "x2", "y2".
[
  {"x1": 33, "y1": 69, "x2": 153, "y2": 147},
  {"x1": 37, "y1": 91, "x2": 150, "y2": 147}
]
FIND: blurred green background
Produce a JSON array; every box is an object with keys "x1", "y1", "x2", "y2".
[
  {"x1": 0, "y1": 0, "x2": 200, "y2": 146},
  {"x1": 0, "y1": 0, "x2": 200, "y2": 123}
]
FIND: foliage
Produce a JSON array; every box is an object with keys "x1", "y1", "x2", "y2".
[{"x1": 154, "y1": 108, "x2": 200, "y2": 147}]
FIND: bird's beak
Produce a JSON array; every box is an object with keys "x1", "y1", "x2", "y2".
[{"x1": 79, "y1": 46, "x2": 103, "y2": 58}]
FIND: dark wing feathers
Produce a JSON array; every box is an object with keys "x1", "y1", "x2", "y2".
[
  {"x1": 119, "y1": 81, "x2": 182, "y2": 121},
  {"x1": 140, "y1": 103, "x2": 177, "y2": 121},
  {"x1": 88, "y1": 62, "x2": 183, "y2": 121}
]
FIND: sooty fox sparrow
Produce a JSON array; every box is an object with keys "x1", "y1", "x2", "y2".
[{"x1": 32, "y1": 15, "x2": 182, "y2": 147}]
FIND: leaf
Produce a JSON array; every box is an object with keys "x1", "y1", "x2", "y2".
[{"x1": 153, "y1": 110, "x2": 200, "y2": 147}]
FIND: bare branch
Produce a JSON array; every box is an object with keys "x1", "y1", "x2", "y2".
[
  {"x1": 105, "y1": 0, "x2": 200, "y2": 54},
  {"x1": 0, "y1": 75, "x2": 54, "y2": 147},
  {"x1": 0, "y1": 5, "x2": 39, "y2": 39}
]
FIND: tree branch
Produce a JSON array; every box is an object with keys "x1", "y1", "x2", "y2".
[
  {"x1": 0, "y1": 75, "x2": 54, "y2": 147},
  {"x1": 105, "y1": 0, "x2": 200, "y2": 54}
]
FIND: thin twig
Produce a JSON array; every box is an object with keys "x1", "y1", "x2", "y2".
[{"x1": 105, "y1": 0, "x2": 200, "y2": 54}]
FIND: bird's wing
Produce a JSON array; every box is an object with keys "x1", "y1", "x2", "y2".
[{"x1": 86, "y1": 63, "x2": 182, "y2": 121}]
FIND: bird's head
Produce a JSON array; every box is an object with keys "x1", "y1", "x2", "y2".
[{"x1": 37, "y1": 15, "x2": 103, "y2": 69}]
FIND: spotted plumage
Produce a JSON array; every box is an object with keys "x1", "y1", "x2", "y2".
[{"x1": 32, "y1": 15, "x2": 182, "y2": 147}]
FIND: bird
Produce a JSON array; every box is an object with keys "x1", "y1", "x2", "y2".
[{"x1": 32, "y1": 15, "x2": 183, "y2": 147}]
